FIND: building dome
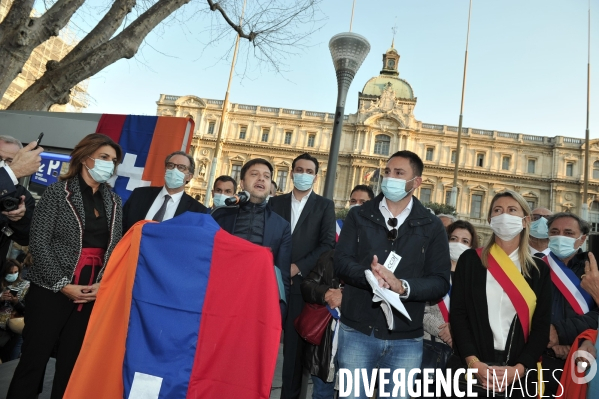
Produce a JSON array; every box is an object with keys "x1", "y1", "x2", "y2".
[{"x1": 362, "y1": 76, "x2": 414, "y2": 99}]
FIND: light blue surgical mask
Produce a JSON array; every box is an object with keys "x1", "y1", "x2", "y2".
[
  {"x1": 165, "y1": 168, "x2": 186, "y2": 189},
  {"x1": 5, "y1": 272, "x2": 17, "y2": 283},
  {"x1": 86, "y1": 157, "x2": 114, "y2": 183},
  {"x1": 293, "y1": 173, "x2": 315, "y2": 191},
  {"x1": 530, "y1": 217, "x2": 549, "y2": 239},
  {"x1": 213, "y1": 193, "x2": 227, "y2": 208},
  {"x1": 381, "y1": 177, "x2": 416, "y2": 202},
  {"x1": 549, "y1": 235, "x2": 582, "y2": 259}
]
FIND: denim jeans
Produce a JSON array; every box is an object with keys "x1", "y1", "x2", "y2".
[
  {"x1": 311, "y1": 374, "x2": 336, "y2": 399},
  {"x1": 337, "y1": 322, "x2": 423, "y2": 399}
]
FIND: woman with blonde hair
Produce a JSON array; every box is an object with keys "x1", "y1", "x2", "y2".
[{"x1": 446, "y1": 190, "x2": 551, "y2": 398}]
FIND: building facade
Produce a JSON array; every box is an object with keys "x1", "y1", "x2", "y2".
[{"x1": 156, "y1": 45, "x2": 599, "y2": 242}]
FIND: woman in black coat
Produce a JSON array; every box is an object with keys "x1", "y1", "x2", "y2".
[
  {"x1": 300, "y1": 249, "x2": 341, "y2": 399},
  {"x1": 446, "y1": 190, "x2": 551, "y2": 399},
  {"x1": 8, "y1": 134, "x2": 123, "y2": 399}
]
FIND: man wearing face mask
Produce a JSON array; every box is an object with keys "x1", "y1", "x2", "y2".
[
  {"x1": 541, "y1": 212, "x2": 599, "y2": 396},
  {"x1": 529, "y1": 207, "x2": 553, "y2": 257},
  {"x1": 212, "y1": 159, "x2": 291, "y2": 320},
  {"x1": 269, "y1": 152, "x2": 336, "y2": 399},
  {"x1": 335, "y1": 150, "x2": 450, "y2": 399},
  {"x1": 211, "y1": 175, "x2": 237, "y2": 209},
  {"x1": 122, "y1": 151, "x2": 208, "y2": 233}
]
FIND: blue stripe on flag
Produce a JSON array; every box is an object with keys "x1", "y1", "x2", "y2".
[
  {"x1": 113, "y1": 115, "x2": 158, "y2": 202},
  {"x1": 123, "y1": 213, "x2": 221, "y2": 398}
]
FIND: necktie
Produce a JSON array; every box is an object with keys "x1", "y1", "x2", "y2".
[{"x1": 152, "y1": 195, "x2": 171, "y2": 222}]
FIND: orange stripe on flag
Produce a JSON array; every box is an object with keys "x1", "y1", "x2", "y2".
[
  {"x1": 142, "y1": 117, "x2": 194, "y2": 186},
  {"x1": 64, "y1": 220, "x2": 153, "y2": 399}
]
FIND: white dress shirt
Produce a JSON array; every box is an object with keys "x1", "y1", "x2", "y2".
[
  {"x1": 144, "y1": 186, "x2": 185, "y2": 222},
  {"x1": 487, "y1": 248, "x2": 520, "y2": 350},
  {"x1": 379, "y1": 196, "x2": 414, "y2": 299},
  {"x1": 529, "y1": 245, "x2": 551, "y2": 257},
  {"x1": 290, "y1": 190, "x2": 312, "y2": 233}
]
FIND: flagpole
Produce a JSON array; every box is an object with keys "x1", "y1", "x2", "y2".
[
  {"x1": 450, "y1": 0, "x2": 472, "y2": 210},
  {"x1": 204, "y1": 0, "x2": 247, "y2": 207},
  {"x1": 582, "y1": 0, "x2": 591, "y2": 221}
]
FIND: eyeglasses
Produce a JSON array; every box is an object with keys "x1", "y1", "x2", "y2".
[
  {"x1": 166, "y1": 162, "x2": 189, "y2": 173},
  {"x1": 531, "y1": 214, "x2": 545, "y2": 221},
  {"x1": 387, "y1": 218, "x2": 398, "y2": 240}
]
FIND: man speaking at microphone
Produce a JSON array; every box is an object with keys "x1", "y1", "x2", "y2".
[{"x1": 212, "y1": 158, "x2": 291, "y2": 318}]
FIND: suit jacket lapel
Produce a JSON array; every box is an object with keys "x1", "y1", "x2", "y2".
[
  {"x1": 66, "y1": 176, "x2": 85, "y2": 232},
  {"x1": 293, "y1": 193, "x2": 315, "y2": 234},
  {"x1": 280, "y1": 193, "x2": 292, "y2": 223},
  {"x1": 175, "y1": 193, "x2": 189, "y2": 217}
]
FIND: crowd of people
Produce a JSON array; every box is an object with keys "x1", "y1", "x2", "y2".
[{"x1": 0, "y1": 131, "x2": 598, "y2": 398}]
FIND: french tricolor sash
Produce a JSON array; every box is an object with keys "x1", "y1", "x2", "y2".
[
  {"x1": 476, "y1": 245, "x2": 537, "y2": 342},
  {"x1": 544, "y1": 253, "x2": 593, "y2": 315},
  {"x1": 436, "y1": 279, "x2": 451, "y2": 323},
  {"x1": 335, "y1": 219, "x2": 343, "y2": 242}
]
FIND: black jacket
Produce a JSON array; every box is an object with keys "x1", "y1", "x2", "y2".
[
  {"x1": 0, "y1": 185, "x2": 35, "y2": 266},
  {"x1": 450, "y1": 249, "x2": 552, "y2": 370},
  {"x1": 0, "y1": 168, "x2": 16, "y2": 200},
  {"x1": 300, "y1": 250, "x2": 338, "y2": 381},
  {"x1": 334, "y1": 194, "x2": 451, "y2": 339},
  {"x1": 551, "y1": 251, "x2": 599, "y2": 345},
  {"x1": 212, "y1": 204, "x2": 292, "y2": 319},
  {"x1": 122, "y1": 186, "x2": 207, "y2": 233}
]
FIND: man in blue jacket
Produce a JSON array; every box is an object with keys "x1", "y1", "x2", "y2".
[
  {"x1": 211, "y1": 158, "x2": 291, "y2": 319},
  {"x1": 334, "y1": 150, "x2": 451, "y2": 399}
]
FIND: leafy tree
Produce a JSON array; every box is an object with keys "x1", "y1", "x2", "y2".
[
  {"x1": 423, "y1": 202, "x2": 456, "y2": 216},
  {"x1": 0, "y1": 0, "x2": 321, "y2": 110}
]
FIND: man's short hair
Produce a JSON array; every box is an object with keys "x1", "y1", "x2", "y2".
[
  {"x1": 546, "y1": 212, "x2": 591, "y2": 235},
  {"x1": 0, "y1": 135, "x2": 23, "y2": 149},
  {"x1": 240, "y1": 158, "x2": 273, "y2": 180},
  {"x1": 437, "y1": 214, "x2": 457, "y2": 223},
  {"x1": 271, "y1": 180, "x2": 278, "y2": 190},
  {"x1": 214, "y1": 175, "x2": 237, "y2": 191},
  {"x1": 388, "y1": 150, "x2": 423, "y2": 177},
  {"x1": 351, "y1": 184, "x2": 374, "y2": 199},
  {"x1": 165, "y1": 151, "x2": 195, "y2": 175},
  {"x1": 292, "y1": 153, "x2": 319, "y2": 174}
]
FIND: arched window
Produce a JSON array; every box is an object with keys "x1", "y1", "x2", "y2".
[
  {"x1": 593, "y1": 161, "x2": 599, "y2": 179},
  {"x1": 387, "y1": 59, "x2": 395, "y2": 69},
  {"x1": 374, "y1": 134, "x2": 391, "y2": 156}
]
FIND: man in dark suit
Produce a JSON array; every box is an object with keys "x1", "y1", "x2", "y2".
[
  {"x1": 212, "y1": 158, "x2": 291, "y2": 318},
  {"x1": 269, "y1": 153, "x2": 336, "y2": 399},
  {"x1": 0, "y1": 139, "x2": 42, "y2": 199},
  {"x1": 122, "y1": 151, "x2": 207, "y2": 232}
]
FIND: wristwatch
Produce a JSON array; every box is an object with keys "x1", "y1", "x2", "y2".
[{"x1": 398, "y1": 279, "x2": 409, "y2": 298}]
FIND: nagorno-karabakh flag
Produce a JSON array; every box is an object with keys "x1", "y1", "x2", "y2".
[
  {"x1": 95, "y1": 114, "x2": 195, "y2": 203},
  {"x1": 64, "y1": 213, "x2": 282, "y2": 399}
]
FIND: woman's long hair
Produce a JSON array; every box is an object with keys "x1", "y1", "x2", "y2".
[
  {"x1": 60, "y1": 133, "x2": 122, "y2": 181},
  {"x1": 447, "y1": 220, "x2": 479, "y2": 249},
  {"x1": 1, "y1": 259, "x2": 23, "y2": 289},
  {"x1": 481, "y1": 190, "x2": 537, "y2": 278}
]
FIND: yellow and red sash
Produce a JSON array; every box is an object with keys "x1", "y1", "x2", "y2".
[{"x1": 476, "y1": 245, "x2": 537, "y2": 342}]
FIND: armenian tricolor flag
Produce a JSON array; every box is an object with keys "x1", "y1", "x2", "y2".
[
  {"x1": 95, "y1": 114, "x2": 194, "y2": 202},
  {"x1": 65, "y1": 213, "x2": 282, "y2": 399}
]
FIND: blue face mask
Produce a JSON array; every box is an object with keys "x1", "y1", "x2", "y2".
[
  {"x1": 293, "y1": 173, "x2": 315, "y2": 191},
  {"x1": 213, "y1": 193, "x2": 227, "y2": 208},
  {"x1": 381, "y1": 177, "x2": 416, "y2": 203},
  {"x1": 86, "y1": 157, "x2": 114, "y2": 183},
  {"x1": 165, "y1": 169, "x2": 186, "y2": 189},
  {"x1": 549, "y1": 235, "x2": 582, "y2": 259},
  {"x1": 5, "y1": 272, "x2": 18, "y2": 283},
  {"x1": 530, "y1": 217, "x2": 549, "y2": 239}
]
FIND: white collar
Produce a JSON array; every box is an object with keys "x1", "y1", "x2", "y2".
[
  {"x1": 160, "y1": 186, "x2": 185, "y2": 202},
  {"x1": 292, "y1": 189, "x2": 312, "y2": 203},
  {"x1": 380, "y1": 196, "x2": 413, "y2": 218}
]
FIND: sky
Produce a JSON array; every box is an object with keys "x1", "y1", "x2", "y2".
[{"x1": 62, "y1": 0, "x2": 598, "y2": 139}]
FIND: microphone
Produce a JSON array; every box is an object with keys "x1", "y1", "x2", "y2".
[{"x1": 225, "y1": 191, "x2": 250, "y2": 206}]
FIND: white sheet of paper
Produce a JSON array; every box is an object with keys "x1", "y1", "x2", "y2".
[
  {"x1": 365, "y1": 270, "x2": 412, "y2": 321},
  {"x1": 128, "y1": 372, "x2": 163, "y2": 399}
]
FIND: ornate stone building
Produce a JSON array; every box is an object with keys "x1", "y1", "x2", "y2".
[{"x1": 156, "y1": 44, "x2": 599, "y2": 241}]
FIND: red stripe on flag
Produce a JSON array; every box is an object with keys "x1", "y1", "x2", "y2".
[
  {"x1": 186, "y1": 230, "x2": 281, "y2": 399},
  {"x1": 142, "y1": 116, "x2": 192, "y2": 186},
  {"x1": 437, "y1": 298, "x2": 449, "y2": 323},
  {"x1": 477, "y1": 248, "x2": 532, "y2": 342},
  {"x1": 95, "y1": 114, "x2": 127, "y2": 143}
]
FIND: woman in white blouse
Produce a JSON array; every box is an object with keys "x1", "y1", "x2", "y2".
[{"x1": 446, "y1": 190, "x2": 551, "y2": 398}]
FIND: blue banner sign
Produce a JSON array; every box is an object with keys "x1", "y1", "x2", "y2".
[{"x1": 32, "y1": 152, "x2": 71, "y2": 186}]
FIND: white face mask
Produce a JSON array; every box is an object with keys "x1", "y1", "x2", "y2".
[
  {"x1": 449, "y1": 242, "x2": 471, "y2": 262},
  {"x1": 490, "y1": 213, "x2": 525, "y2": 241}
]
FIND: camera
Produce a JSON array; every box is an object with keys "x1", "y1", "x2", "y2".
[{"x1": 0, "y1": 195, "x2": 19, "y2": 212}]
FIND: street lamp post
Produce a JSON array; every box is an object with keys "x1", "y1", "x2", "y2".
[
  {"x1": 582, "y1": 1, "x2": 591, "y2": 222},
  {"x1": 323, "y1": 32, "x2": 370, "y2": 200}
]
